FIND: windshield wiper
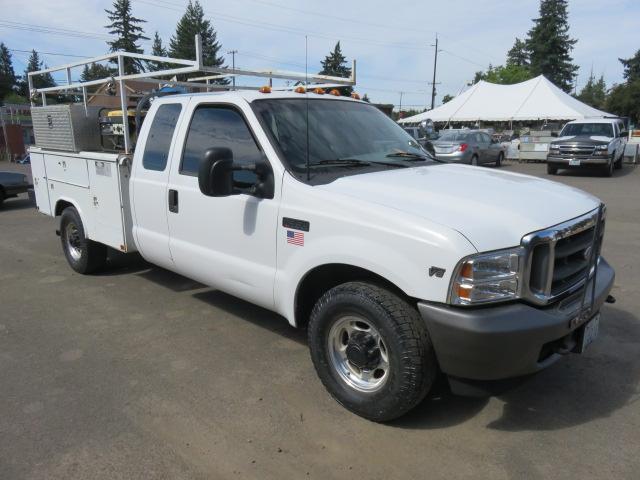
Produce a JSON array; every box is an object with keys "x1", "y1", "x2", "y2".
[
  {"x1": 313, "y1": 158, "x2": 407, "y2": 168},
  {"x1": 385, "y1": 151, "x2": 429, "y2": 160}
]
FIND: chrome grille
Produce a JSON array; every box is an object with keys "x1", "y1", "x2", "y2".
[
  {"x1": 521, "y1": 208, "x2": 604, "y2": 305},
  {"x1": 557, "y1": 144, "x2": 595, "y2": 157}
]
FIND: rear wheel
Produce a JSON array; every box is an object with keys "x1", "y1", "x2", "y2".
[
  {"x1": 0, "y1": 188, "x2": 5, "y2": 207},
  {"x1": 308, "y1": 281, "x2": 437, "y2": 422},
  {"x1": 495, "y1": 152, "x2": 504, "y2": 167},
  {"x1": 60, "y1": 207, "x2": 107, "y2": 274},
  {"x1": 547, "y1": 163, "x2": 558, "y2": 175}
]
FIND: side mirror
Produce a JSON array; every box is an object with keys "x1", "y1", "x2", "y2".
[
  {"x1": 199, "y1": 147, "x2": 234, "y2": 197},
  {"x1": 551, "y1": 132, "x2": 559, "y2": 137}
]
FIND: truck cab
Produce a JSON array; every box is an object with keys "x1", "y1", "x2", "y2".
[{"x1": 547, "y1": 118, "x2": 628, "y2": 176}]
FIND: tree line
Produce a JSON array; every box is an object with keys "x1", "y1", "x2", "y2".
[
  {"x1": 444, "y1": 0, "x2": 639, "y2": 123},
  {"x1": 0, "y1": 0, "x2": 353, "y2": 103}
]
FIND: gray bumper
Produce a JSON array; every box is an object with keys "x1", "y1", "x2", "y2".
[
  {"x1": 418, "y1": 258, "x2": 615, "y2": 381},
  {"x1": 547, "y1": 155, "x2": 608, "y2": 166}
]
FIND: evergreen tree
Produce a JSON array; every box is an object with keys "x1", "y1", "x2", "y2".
[
  {"x1": 526, "y1": 0, "x2": 578, "y2": 92},
  {"x1": 148, "y1": 31, "x2": 168, "y2": 72},
  {"x1": 619, "y1": 49, "x2": 640, "y2": 82},
  {"x1": 319, "y1": 42, "x2": 352, "y2": 95},
  {"x1": 18, "y1": 50, "x2": 56, "y2": 97},
  {"x1": 80, "y1": 63, "x2": 113, "y2": 82},
  {"x1": 0, "y1": 43, "x2": 18, "y2": 100},
  {"x1": 169, "y1": 0, "x2": 228, "y2": 83},
  {"x1": 577, "y1": 72, "x2": 606, "y2": 110},
  {"x1": 506, "y1": 38, "x2": 529, "y2": 67},
  {"x1": 105, "y1": 0, "x2": 148, "y2": 74}
]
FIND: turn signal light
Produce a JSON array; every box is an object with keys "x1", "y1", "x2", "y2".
[
  {"x1": 313, "y1": 88, "x2": 325, "y2": 94},
  {"x1": 294, "y1": 86, "x2": 306, "y2": 93},
  {"x1": 460, "y1": 262, "x2": 473, "y2": 279},
  {"x1": 456, "y1": 283, "x2": 472, "y2": 301},
  {"x1": 351, "y1": 92, "x2": 360, "y2": 100},
  {"x1": 458, "y1": 143, "x2": 468, "y2": 152},
  {"x1": 259, "y1": 86, "x2": 272, "y2": 93},
  {"x1": 329, "y1": 89, "x2": 341, "y2": 96}
]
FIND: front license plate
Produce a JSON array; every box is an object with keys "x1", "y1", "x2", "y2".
[
  {"x1": 569, "y1": 159, "x2": 581, "y2": 166},
  {"x1": 578, "y1": 313, "x2": 600, "y2": 353}
]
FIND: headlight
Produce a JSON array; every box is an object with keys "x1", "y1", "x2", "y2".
[
  {"x1": 595, "y1": 144, "x2": 608, "y2": 150},
  {"x1": 449, "y1": 248, "x2": 523, "y2": 305}
]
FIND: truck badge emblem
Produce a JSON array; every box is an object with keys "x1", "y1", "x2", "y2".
[{"x1": 429, "y1": 267, "x2": 446, "y2": 278}]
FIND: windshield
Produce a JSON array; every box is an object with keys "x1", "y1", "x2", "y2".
[
  {"x1": 437, "y1": 132, "x2": 469, "y2": 142},
  {"x1": 252, "y1": 99, "x2": 430, "y2": 175},
  {"x1": 560, "y1": 123, "x2": 614, "y2": 138}
]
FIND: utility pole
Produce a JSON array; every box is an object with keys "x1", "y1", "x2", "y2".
[
  {"x1": 429, "y1": 34, "x2": 442, "y2": 110},
  {"x1": 227, "y1": 50, "x2": 238, "y2": 90}
]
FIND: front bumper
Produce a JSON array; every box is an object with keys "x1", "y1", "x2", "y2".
[
  {"x1": 547, "y1": 155, "x2": 609, "y2": 166},
  {"x1": 418, "y1": 257, "x2": 615, "y2": 382}
]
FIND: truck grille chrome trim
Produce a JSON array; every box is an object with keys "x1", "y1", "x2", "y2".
[{"x1": 520, "y1": 207, "x2": 604, "y2": 306}]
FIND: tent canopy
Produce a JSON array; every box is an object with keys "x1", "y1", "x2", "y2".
[{"x1": 399, "y1": 75, "x2": 613, "y2": 124}]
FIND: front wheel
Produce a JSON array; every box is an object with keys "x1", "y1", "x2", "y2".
[
  {"x1": 602, "y1": 156, "x2": 614, "y2": 177},
  {"x1": 547, "y1": 163, "x2": 558, "y2": 175},
  {"x1": 60, "y1": 207, "x2": 107, "y2": 274},
  {"x1": 470, "y1": 155, "x2": 479, "y2": 166},
  {"x1": 308, "y1": 282, "x2": 437, "y2": 422},
  {"x1": 495, "y1": 152, "x2": 504, "y2": 167}
]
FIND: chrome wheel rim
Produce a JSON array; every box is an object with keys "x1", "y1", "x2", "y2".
[
  {"x1": 65, "y1": 222, "x2": 83, "y2": 261},
  {"x1": 327, "y1": 315, "x2": 390, "y2": 393}
]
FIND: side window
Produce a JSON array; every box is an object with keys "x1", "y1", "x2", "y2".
[
  {"x1": 142, "y1": 103, "x2": 182, "y2": 171},
  {"x1": 181, "y1": 106, "x2": 264, "y2": 187}
]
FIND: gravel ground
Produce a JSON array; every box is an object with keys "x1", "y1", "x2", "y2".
[{"x1": 0, "y1": 159, "x2": 638, "y2": 480}]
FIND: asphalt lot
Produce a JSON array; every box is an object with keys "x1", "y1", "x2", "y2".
[{"x1": 1, "y1": 159, "x2": 639, "y2": 479}]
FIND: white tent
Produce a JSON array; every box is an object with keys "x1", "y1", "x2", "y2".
[{"x1": 399, "y1": 75, "x2": 613, "y2": 125}]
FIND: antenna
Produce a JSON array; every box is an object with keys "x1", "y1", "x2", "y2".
[{"x1": 305, "y1": 35, "x2": 310, "y2": 182}]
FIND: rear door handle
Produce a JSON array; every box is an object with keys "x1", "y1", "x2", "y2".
[{"x1": 168, "y1": 189, "x2": 179, "y2": 213}]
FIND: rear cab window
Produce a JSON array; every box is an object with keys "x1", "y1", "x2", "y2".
[{"x1": 142, "y1": 103, "x2": 182, "y2": 171}]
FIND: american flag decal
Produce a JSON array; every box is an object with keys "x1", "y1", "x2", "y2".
[{"x1": 286, "y1": 229, "x2": 304, "y2": 246}]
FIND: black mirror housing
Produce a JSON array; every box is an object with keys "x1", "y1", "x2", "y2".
[{"x1": 199, "y1": 147, "x2": 234, "y2": 197}]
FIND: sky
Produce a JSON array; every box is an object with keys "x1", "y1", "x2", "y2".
[{"x1": 1, "y1": 0, "x2": 639, "y2": 110}]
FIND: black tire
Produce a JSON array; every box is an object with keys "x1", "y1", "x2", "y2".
[
  {"x1": 60, "y1": 206, "x2": 107, "y2": 274},
  {"x1": 614, "y1": 152, "x2": 623, "y2": 170},
  {"x1": 495, "y1": 152, "x2": 503, "y2": 167},
  {"x1": 308, "y1": 281, "x2": 437, "y2": 422},
  {"x1": 0, "y1": 188, "x2": 5, "y2": 207},
  {"x1": 547, "y1": 163, "x2": 558, "y2": 175},
  {"x1": 602, "y1": 156, "x2": 614, "y2": 177},
  {"x1": 470, "y1": 155, "x2": 479, "y2": 166}
]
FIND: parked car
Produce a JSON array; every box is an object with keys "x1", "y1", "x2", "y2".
[
  {"x1": 547, "y1": 118, "x2": 627, "y2": 177},
  {"x1": 0, "y1": 171, "x2": 31, "y2": 207},
  {"x1": 402, "y1": 126, "x2": 436, "y2": 156},
  {"x1": 31, "y1": 91, "x2": 614, "y2": 422},
  {"x1": 432, "y1": 129, "x2": 505, "y2": 166}
]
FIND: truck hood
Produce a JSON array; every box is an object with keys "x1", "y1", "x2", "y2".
[
  {"x1": 319, "y1": 164, "x2": 600, "y2": 252},
  {"x1": 552, "y1": 135, "x2": 612, "y2": 145}
]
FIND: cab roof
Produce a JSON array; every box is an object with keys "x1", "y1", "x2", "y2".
[{"x1": 566, "y1": 118, "x2": 622, "y2": 124}]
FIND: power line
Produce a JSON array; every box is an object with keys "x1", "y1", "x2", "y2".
[{"x1": 9, "y1": 48, "x2": 92, "y2": 59}]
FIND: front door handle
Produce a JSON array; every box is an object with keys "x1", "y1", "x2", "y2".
[{"x1": 168, "y1": 189, "x2": 179, "y2": 213}]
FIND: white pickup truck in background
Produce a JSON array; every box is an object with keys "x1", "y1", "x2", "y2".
[{"x1": 27, "y1": 40, "x2": 615, "y2": 421}]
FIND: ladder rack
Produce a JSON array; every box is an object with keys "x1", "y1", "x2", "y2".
[{"x1": 28, "y1": 34, "x2": 356, "y2": 153}]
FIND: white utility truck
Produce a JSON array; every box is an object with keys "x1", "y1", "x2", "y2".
[{"x1": 28, "y1": 40, "x2": 615, "y2": 421}]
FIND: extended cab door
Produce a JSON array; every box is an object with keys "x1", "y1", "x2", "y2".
[
  {"x1": 130, "y1": 98, "x2": 189, "y2": 269},
  {"x1": 165, "y1": 101, "x2": 280, "y2": 310}
]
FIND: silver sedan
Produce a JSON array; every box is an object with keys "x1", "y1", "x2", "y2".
[{"x1": 432, "y1": 130, "x2": 505, "y2": 166}]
